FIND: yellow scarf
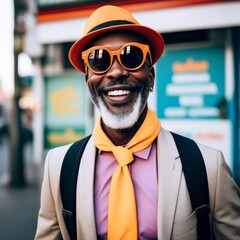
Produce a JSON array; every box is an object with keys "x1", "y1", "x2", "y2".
[{"x1": 93, "y1": 109, "x2": 161, "y2": 240}]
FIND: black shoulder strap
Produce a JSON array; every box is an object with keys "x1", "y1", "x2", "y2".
[
  {"x1": 171, "y1": 132, "x2": 211, "y2": 240},
  {"x1": 60, "y1": 135, "x2": 91, "y2": 240}
]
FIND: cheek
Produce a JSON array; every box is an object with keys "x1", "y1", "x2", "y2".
[
  {"x1": 133, "y1": 69, "x2": 151, "y2": 89},
  {"x1": 86, "y1": 74, "x2": 103, "y2": 95}
]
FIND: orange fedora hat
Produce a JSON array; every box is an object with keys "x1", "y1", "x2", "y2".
[{"x1": 69, "y1": 5, "x2": 164, "y2": 73}]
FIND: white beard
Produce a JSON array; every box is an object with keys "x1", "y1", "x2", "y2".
[{"x1": 97, "y1": 94, "x2": 142, "y2": 130}]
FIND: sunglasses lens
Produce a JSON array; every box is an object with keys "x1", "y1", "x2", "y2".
[
  {"x1": 88, "y1": 49, "x2": 111, "y2": 72},
  {"x1": 120, "y1": 45, "x2": 144, "y2": 69}
]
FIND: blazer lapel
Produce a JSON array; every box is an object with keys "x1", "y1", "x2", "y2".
[
  {"x1": 76, "y1": 136, "x2": 97, "y2": 240},
  {"x1": 157, "y1": 129, "x2": 182, "y2": 240}
]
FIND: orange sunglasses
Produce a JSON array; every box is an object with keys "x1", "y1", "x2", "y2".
[{"x1": 82, "y1": 42, "x2": 152, "y2": 74}]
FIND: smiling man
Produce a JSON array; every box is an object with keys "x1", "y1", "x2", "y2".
[{"x1": 35, "y1": 5, "x2": 240, "y2": 240}]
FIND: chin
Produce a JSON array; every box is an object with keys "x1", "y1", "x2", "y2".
[{"x1": 98, "y1": 95, "x2": 142, "y2": 130}]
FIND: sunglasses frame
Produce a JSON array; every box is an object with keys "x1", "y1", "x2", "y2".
[{"x1": 82, "y1": 42, "x2": 152, "y2": 74}]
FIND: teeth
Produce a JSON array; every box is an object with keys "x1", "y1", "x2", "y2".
[{"x1": 107, "y1": 90, "x2": 131, "y2": 96}]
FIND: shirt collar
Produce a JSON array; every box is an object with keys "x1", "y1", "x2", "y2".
[
  {"x1": 98, "y1": 141, "x2": 155, "y2": 160},
  {"x1": 133, "y1": 143, "x2": 153, "y2": 160}
]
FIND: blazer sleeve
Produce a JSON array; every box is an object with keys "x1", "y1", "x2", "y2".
[
  {"x1": 35, "y1": 144, "x2": 71, "y2": 240},
  {"x1": 210, "y1": 150, "x2": 240, "y2": 239},
  {"x1": 34, "y1": 149, "x2": 63, "y2": 240}
]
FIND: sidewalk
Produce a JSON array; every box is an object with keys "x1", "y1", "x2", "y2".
[
  {"x1": 0, "y1": 136, "x2": 40, "y2": 240},
  {"x1": 0, "y1": 179, "x2": 40, "y2": 240},
  {"x1": 0, "y1": 137, "x2": 41, "y2": 240}
]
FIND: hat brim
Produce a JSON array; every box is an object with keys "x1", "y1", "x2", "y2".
[{"x1": 69, "y1": 24, "x2": 164, "y2": 73}]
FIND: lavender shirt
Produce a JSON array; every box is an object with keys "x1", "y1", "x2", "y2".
[{"x1": 94, "y1": 141, "x2": 158, "y2": 239}]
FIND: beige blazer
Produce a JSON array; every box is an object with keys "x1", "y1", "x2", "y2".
[{"x1": 35, "y1": 128, "x2": 240, "y2": 240}]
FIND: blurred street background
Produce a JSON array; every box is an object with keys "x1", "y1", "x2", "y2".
[
  {"x1": 0, "y1": 0, "x2": 240, "y2": 239},
  {"x1": 0, "y1": 133, "x2": 40, "y2": 240}
]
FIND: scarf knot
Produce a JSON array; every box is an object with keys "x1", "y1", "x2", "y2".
[{"x1": 112, "y1": 146, "x2": 134, "y2": 167}]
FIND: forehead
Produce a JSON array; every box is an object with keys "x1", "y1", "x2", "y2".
[{"x1": 87, "y1": 30, "x2": 148, "y2": 48}]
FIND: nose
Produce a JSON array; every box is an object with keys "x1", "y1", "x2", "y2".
[{"x1": 106, "y1": 56, "x2": 129, "y2": 79}]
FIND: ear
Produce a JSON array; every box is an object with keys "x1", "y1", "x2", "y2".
[
  {"x1": 85, "y1": 66, "x2": 89, "y2": 81},
  {"x1": 149, "y1": 65, "x2": 155, "y2": 89},
  {"x1": 84, "y1": 63, "x2": 89, "y2": 81}
]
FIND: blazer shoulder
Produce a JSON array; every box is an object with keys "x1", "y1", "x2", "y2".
[
  {"x1": 196, "y1": 142, "x2": 226, "y2": 174},
  {"x1": 45, "y1": 136, "x2": 95, "y2": 174},
  {"x1": 46, "y1": 143, "x2": 73, "y2": 169}
]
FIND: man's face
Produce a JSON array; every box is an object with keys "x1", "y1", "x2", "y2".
[{"x1": 85, "y1": 31, "x2": 155, "y2": 130}]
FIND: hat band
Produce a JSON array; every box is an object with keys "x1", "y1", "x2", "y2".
[{"x1": 87, "y1": 20, "x2": 135, "y2": 34}]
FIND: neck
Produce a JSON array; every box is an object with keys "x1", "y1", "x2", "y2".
[{"x1": 101, "y1": 107, "x2": 148, "y2": 146}]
